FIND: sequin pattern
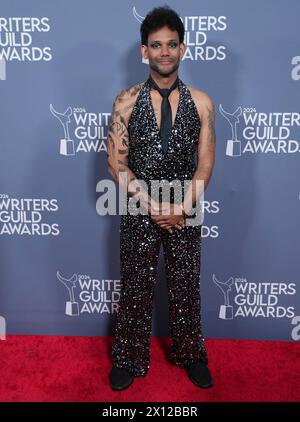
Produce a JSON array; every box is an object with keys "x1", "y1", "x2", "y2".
[{"x1": 111, "y1": 78, "x2": 208, "y2": 376}]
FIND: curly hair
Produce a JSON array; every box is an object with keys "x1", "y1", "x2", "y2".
[{"x1": 140, "y1": 5, "x2": 185, "y2": 45}]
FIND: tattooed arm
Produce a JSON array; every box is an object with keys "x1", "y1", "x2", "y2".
[
  {"x1": 107, "y1": 84, "x2": 158, "y2": 213},
  {"x1": 181, "y1": 90, "x2": 216, "y2": 215}
]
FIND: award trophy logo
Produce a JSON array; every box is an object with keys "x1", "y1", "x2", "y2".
[
  {"x1": 219, "y1": 104, "x2": 242, "y2": 157},
  {"x1": 57, "y1": 271, "x2": 79, "y2": 316},
  {"x1": 0, "y1": 315, "x2": 6, "y2": 340},
  {"x1": 0, "y1": 58, "x2": 6, "y2": 81},
  {"x1": 133, "y1": 6, "x2": 144, "y2": 23},
  {"x1": 50, "y1": 104, "x2": 75, "y2": 156},
  {"x1": 133, "y1": 7, "x2": 149, "y2": 64},
  {"x1": 212, "y1": 273, "x2": 234, "y2": 319}
]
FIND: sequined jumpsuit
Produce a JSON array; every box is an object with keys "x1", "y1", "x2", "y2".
[{"x1": 111, "y1": 77, "x2": 208, "y2": 376}]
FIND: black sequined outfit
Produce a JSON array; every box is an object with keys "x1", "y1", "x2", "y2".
[{"x1": 111, "y1": 77, "x2": 208, "y2": 376}]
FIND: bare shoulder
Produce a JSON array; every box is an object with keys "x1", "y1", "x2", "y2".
[{"x1": 186, "y1": 86, "x2": 215, "y2": 119}]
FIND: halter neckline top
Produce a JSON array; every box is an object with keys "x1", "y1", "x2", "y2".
[{"x1": 127, "y1": 77, "x2": 201, "y2": 201}]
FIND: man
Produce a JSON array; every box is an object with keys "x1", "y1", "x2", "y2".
[{"x1": 107, "y1": 5, "x2": 215, "y2": 391}]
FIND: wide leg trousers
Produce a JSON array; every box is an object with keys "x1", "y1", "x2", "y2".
[{"x1": 111, "y1": 212, "x2": 208, "y2": 377}]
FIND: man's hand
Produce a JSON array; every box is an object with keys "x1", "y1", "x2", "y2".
[{"x1": 149, "y1": 202, "x2": 185, "y2": 234}]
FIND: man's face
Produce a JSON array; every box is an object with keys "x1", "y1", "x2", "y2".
[{"x1": 141, "y1": 26, "x2": 185, "y2": 77}]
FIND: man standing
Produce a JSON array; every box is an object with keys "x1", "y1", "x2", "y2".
[{"x1": 107, "y1": 6, "x2": 215, "y2": 390}]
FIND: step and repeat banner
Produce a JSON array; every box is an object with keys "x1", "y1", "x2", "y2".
[{"x1": 0, "y1": 0, "x2": 300, "y2": 342}]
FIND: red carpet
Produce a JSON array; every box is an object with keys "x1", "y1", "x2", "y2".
[{"x1": 0, "y1": 336, "x2": 299, "y2": 402}]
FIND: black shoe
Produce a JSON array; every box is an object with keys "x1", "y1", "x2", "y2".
[
  {"x1": 109, "y1": 366, "x2": 134, "y2": 391},
  {"x1": 185, "y1": 361, "x2": 213, "y2": 388}
]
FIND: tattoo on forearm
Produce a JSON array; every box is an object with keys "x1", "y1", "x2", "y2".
[
  {"x1": 206, "y1": 105, "x2": 216, "y2": 145},
  {"x1": 107, "y1": 133, "x2": 115, "y2": 149},
  {"x1": 110, "y1": 121, "x2": 125, "y2": 136},
  {"x1": 108, "y1": 120, "x2": 128, "y2": 148}
]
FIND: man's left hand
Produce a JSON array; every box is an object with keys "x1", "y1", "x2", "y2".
[{"x1": 150, "y1": 202, "x2": 185, "y2": 232}]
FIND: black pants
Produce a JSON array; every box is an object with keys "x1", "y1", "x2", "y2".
[{"x1": 111, "y1": 212, "x2": 208, "y2": 376}]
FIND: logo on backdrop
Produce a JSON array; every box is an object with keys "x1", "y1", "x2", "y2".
[
  {"x1": 133, "y1": 7, "x2": 227, "y2": 62},
  {"x1": 0, "y1": 194, "x2": 60, "y2": 236},
  {"x1": 212, "y1": 274, "x2": 234, "y2": 319},
  {"x1": 220, "y1": 105, "x2": 300, "y2": 157},
  {"x1": 50, "y1": 105, "x2": 109, "y2": 155},
  {"x1": 212, "y1": 274, "x2": 296, "y2": 319},
  {"x1": 0, "y1": 17, "x2": 52, "y2": 79},
  {"x1": 200, "y1": 200, "x2": 220, "y2": 238},
  {"x1": 57, "y1": 272, "x2": 80, "y2": 316},
  {"x1": 0, "y1": 315, "x2": 6, "y2": 341},
  {"x1": 57, "y1": 271, "x2": 121, "y2": 316}
]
